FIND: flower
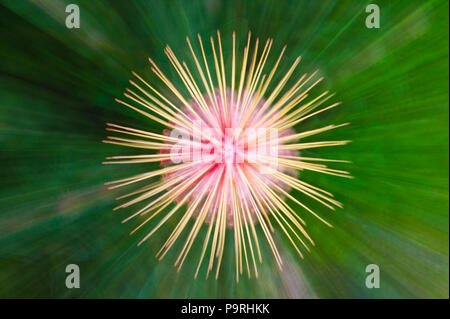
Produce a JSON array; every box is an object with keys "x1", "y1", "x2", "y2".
[{"x1": 103, "y1": 31, "x2": 351, "y2": 281}]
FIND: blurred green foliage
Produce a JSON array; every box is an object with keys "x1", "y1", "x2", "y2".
[{"x1": 0, "y1": 0, "x2": 448, "y2": 298}]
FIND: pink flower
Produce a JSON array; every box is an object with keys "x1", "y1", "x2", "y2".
[{"x1": 104, "y1": 31, "x2": 351, "y2": 281}]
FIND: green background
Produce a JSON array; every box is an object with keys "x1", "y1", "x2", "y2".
[{"x1": 0, "y1": 0, "x2": 448, "y2": 298}]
